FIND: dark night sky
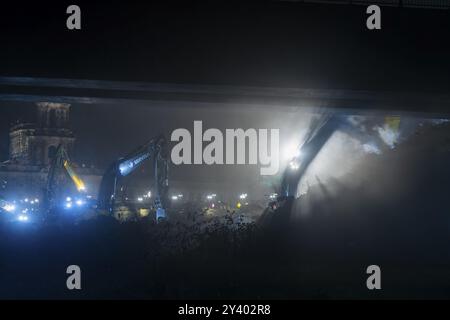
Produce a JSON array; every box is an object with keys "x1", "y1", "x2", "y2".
[{"x1": 0, "y1": 1, "x2": 449, "y2": 91}]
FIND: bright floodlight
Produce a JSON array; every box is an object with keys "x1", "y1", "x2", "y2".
[
  {"x1": 137, "y1": 197, "x2": 144, "y2": 202},
  {"x1": 239, "y1": 193, "x2": 248, "y2": 200},
  {"x1": 283, "y1": 141, "x2": 301, "y2": 161},
  {"x1": 18, "y1": 215, "x2": 29, "y2": 222},
  {"x1": 171, "y1": 195, "x2": 178, "y2": 201},
  {"x1": 66, "y1": 197, "x2": 72, "y2": 202},
  {"x1": 289, "y1": 160, "x2": 300, "y2": 170}
]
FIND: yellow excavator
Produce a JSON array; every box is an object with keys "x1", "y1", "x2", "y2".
[{"x1": 44, "y1": 144, "x2": 86, "y2": 215}]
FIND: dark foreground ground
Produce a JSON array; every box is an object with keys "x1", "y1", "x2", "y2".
[{"x1": 1, "y1": 124, "x2": 450, "y2": 299}]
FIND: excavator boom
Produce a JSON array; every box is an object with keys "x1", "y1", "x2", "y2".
[{"x1": 64, "y1": 160, "x2": 86, "y2": 191}]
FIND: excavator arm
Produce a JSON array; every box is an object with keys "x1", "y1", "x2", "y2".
[
  {"x1": 64, "y1": 160, "x2": 86, "y2": 192},
  {"x1": 45, "y1": 144, "x2": 87, "y2": 213},
  {"x1": 97, "y1": 134, "x2": 169, "y2": 220},
  {"x1": 274, "y1": 113, "x2": 402, "y2": 212}
]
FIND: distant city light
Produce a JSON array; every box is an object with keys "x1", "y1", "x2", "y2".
[
  {"x1": 206, "y1": 194, "x2": 216, "y2": 200},
  {"x1": 239, "y1": 193, "x2": 248, "y2": 200},
  {"x1": 137, "y1": 197, "x2": 143, "y2": 202},
  {"x1": 171, "y1": 195, "x2": 179, "y2": 201}
]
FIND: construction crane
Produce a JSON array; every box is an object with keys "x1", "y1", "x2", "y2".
[
  {"x1": 97, "y1": 134, "x2": 169, "y2": 221},
  {"x1": 44, "y1": 144, "x2": 87, "y2": 214}
]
